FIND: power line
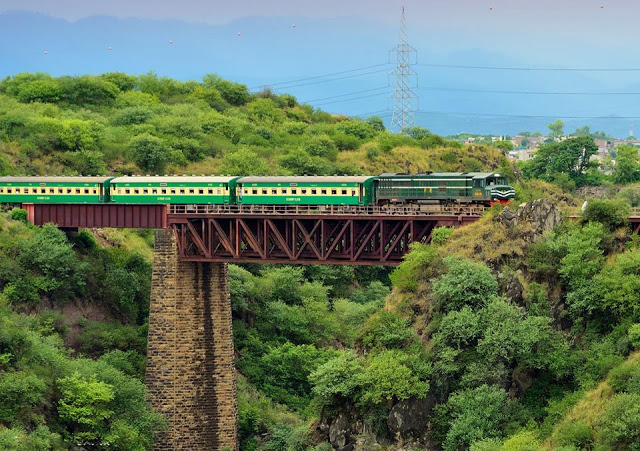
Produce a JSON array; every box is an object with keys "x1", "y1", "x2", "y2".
[
  {"x1": 352, "y1": 109, "x2": 391, "y2": 118},
  {"x1": 312, "y1": 91, "x2": 392, "y2": 107},
  {"x1": 418, "y1": 86, "x2": 640, "y2": 95},
  {"x1": 302, "y1": 86, "x2": 389, "y2": 103},
  {"x1": 415, "y1": 110, "x2": 640, "y2": 119},
  {"x1": 418, "y1": 63, "x2": 640, "y2": 72},
  {"x1": 250, "y1": 63, "x2": 391, "y2": 90},
  {"x1": 261, "y1": 68, "x2": 391, "y2": 91}
]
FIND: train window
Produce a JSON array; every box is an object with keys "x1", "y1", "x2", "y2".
[
  {"x1": 0, "y1": 188, "x2": 3, "y2": 193},
  {"x1": 162, "y1": 189, "x2": 167, "y2": 194},
  {"x1": 152, "y1": 189, "x2": 158, "y2": 195},
  {"x1": 7, "y1": 189, "x2": 11, "y2": 194},
  {"x1": 24, "y1": 188, "x2": 29, "y2": 194},
  {"x1": 271, "y1": 189, "x2": 277, "y2": 195},
  {"x1": 84, "y1": 189, "x2": 89, "y2": 194},
  {"x1": 58, "y1": 189, "x2": 63, "y2": 194},
  {"x1": 281, "y1": 189, "x2": 288, "y2": 195},
  {"x1": 217, "y1": 189, "x2": 222, "y2": 194},
  {"x1": 291, "y1": 189, "x2": 297, "y2": 195},
  {"x1": 321, "y1": 189, "x2": 327, "y2": 195},
  {"x1": 331, "y1": 189, "x2": 337, "y2": 195},
  {"x1": 69, "y1": 189, "x2": 74, "y2": 194},
  {"x1": 180, "y1": 190, "x2": 185, "y2": 195},
  {"x1": 351, "y1": 190, "x2": 356, "y2": 196},
  {"x1": 252, "y1": 189, "x2": 258, "y2": 195},
  {"x1": 262, "y1": 189, "x2": 267, "y2": 195},
  {"x1": 75, "y1": 189, "x2": 80, "y2": 194},
  {"x1": 301, "y1": 189, "x2": 307, "y2": 195},
  {"x1": 134, "y1": 189, "x2": 139, "y2": 194},
  {"x1": 312, "y1": 189, "x2": 317, "y2": 195},
  {"x1": 207, "y1": 189, "x2": 213, "y2": 195},
  {"x1": 125, "y1": 189, "x2": 130, "y2": 194},
  {"x1": 171, "y1": 189, "x2": 176, "y2": 194},
  {"x1": 93, "y1": 189, "x2": 97, "y2": 194},
  {"x1": 189, "y1": 189, "x2": 195, "y2": 194},
  {"x1": 15, "y1": 188, "x2": 20, "y2": 194},
  {"x1": 341, "y1": 189, "x2": 347, "y2": 195},
  {"x1": 143, "y1": 189, "x2": 149, "y2": 194},
  {"x1": 198, "y1": 189, "x2": 204, "y2": 195}
]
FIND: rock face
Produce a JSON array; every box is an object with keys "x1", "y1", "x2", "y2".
[
  {"x1": 328, "y1": 410, "x2": 364, "y2": 451},
  {"x1": 496, "y1": 199, "x2": 563, "y2": 238},
  {"x1": 387, "y1": 395, "x2": 436, "y2": 445}
]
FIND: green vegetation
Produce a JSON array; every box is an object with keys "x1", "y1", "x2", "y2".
[{"x1": 3, "y1": 71, "x2": 640, "y2": 449}]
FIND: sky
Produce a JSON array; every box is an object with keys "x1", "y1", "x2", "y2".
[{"x1": 1, "y1": 0, "x2": 640, "y2": 136}]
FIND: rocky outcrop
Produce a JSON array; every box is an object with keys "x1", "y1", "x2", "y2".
[
  {"x1": 576, "y1": 186, "x2": 618, "y2": 199},
  {"x1": 387, "y1": 395, "x2": 436, "y2": 445},
  {"x1": 496, "y1": 199, "x2": 563, "y2": 238}
]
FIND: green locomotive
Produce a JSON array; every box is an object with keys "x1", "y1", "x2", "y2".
[{"x1": 0, "y1": 172, "x2": 515, "y2": 206}]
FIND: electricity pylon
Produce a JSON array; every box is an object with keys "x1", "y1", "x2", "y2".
[{"x1": 389, "y1": 6, "x2": 418, "y2": 132}]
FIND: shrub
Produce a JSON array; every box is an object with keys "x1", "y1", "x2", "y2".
[
  {"x1": 432, "y1": 257, "x2": 498, "y2": 312},
  {"x1": 9, "y1": 208, "x2": 27, "y2": 223},
  {"x1": 594, "y1": 393, "x2": 640, "y2": 449},
  {"x1": 629, "y1": 324, "x2": 640, "y2": 348},
  {"x1": 583, "y1": 198, "x2": 632, "y2": 230},
  {"x1": 552, "y1": 421, "x2": 594, "y2": 449}
]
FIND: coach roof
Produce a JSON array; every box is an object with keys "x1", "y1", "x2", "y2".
[
  {"x1": 110, "y1": 176, "x2": 240, "y2": 184},
  {"x1": 237, "y1": 176, "x2": 374, "y2": 184}
]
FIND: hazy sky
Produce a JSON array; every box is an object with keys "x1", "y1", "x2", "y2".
[
  {"x1": 2, "y1": 1, "x2": 640, "y2": 135},
  {"x1": 1, "y1": 0, "x2": 636, "y2": 31}
]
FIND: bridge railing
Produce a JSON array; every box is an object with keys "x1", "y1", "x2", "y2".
[{"x1": 168, "y1": 204, "x2": 486, "y2": 216}]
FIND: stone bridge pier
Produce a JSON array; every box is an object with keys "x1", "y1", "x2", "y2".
[{"x1": 145, "y1": 229, "x2": 238, "y2": 450}]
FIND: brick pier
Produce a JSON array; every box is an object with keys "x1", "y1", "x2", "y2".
[{"x1": 145, "y1": 229, "x2": 237, "y2": 450}]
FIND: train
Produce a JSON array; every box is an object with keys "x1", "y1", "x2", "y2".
[{"x1": 0, "y1": 172, "x2": 515, "y2": 207}]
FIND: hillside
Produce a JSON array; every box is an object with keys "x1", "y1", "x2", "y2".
[{"x1": 2, "y1": 72, "x2": 640, "y2": 450}]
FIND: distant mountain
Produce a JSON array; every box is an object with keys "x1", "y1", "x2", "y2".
[{"x1": 1, "y1": 10, "x2": 638, "y2": 137}]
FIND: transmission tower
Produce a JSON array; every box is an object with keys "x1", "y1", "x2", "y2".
[{"x1": 389, "y1": 6, "x2": 418, "y2": 132}]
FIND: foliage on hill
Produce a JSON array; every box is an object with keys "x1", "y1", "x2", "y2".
[{"x1": 0, "y1": 72, "x2": 508, "y2": 177}]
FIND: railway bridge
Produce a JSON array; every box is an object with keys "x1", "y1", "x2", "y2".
[{"x1": 20, "y1": 202, "x2": 483, "y2": 449}]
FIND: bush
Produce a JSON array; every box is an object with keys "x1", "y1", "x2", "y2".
[
  {"x1": 629, "y1": 324, "x2": 640, "y2": 348},
  {"x1": 594, "y1": 393, "x2": 640, "y2": 449},
  {"x1": 432, "y1": 257, "x2": 498, "y2": 312},
  {"x1": 583, "y1": 198, "x2": 632, "y2": 230},
  {"x1": 552, "y1": 421, "x2": 594, "y2": 449},
  {"x1": 9, "y1": 208, "x2": 27, "y2": 223}
]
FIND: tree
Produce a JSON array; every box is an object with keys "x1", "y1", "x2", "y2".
[
  {"x1": 523, "y1": 136, "x2": 598, "y2": 185},
  {"x1": 357, "y1": 350, "x2": 430, "y2": 407},
  {"x1": 432, "y1": 257, "x2": 498, "y2": 312},
  {"x1": 57, "y1": 372, "x2": 115, "y2": 444},
  {"x1": 613, "y1": 144, "x2": 639, "y2": 184},
  {"x1": 129, "y1": 133, "x2": 170, "y2": 174},
  {"x1": 202, "y1": 74, "x2": 251, "y2": 106},
  {"x1": 574, "y1": 125, "x2": 591, "y2": 137},
  {"x1": 219, "y1": 149, "x2": 268, "y2": 175},
  {"x1": 547, "y1": 119, "x2": 564, "y2": 138}
]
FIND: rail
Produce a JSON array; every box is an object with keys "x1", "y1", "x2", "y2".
[{"x1": 168, "y1": 204, "x2": 486, "y2": 216}]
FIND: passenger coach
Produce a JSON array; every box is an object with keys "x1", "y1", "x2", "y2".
[
  {"x1": 109, "y1": 176, "x2": 240, "y2": 204},
  {"x1": 236, "y1": 176, "x2": 375, "y2": 206},
  {"x1": 0, "y1": 176, "x2": 113, "y2": 204}
]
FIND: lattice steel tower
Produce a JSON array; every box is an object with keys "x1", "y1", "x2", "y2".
[{"x1": 389, "y1": 6, "x2": 418, "y2": 132}]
